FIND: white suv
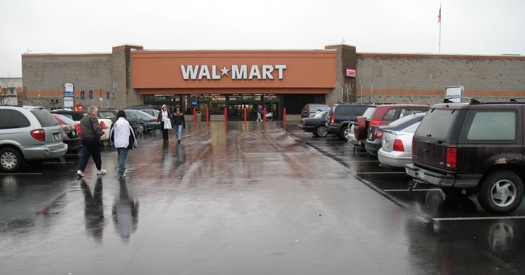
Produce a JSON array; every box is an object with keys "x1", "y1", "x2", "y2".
[{"x1": 0, "y1": 106, "x2": 68, "y2": 172}]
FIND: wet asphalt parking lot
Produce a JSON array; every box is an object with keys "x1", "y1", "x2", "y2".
[{"x1": 1, "y1": 120, "x2": 525, "y2": 274}]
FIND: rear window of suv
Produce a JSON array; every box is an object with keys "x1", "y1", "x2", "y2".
[
  {"x1": 31, "y1": 109, "x2": 60, "y2": 127},
  {"x1": 415, "y1": 109, "x2": 457, "y2": 140},
  {"x1": 0, "y1": 109, "x2": 30, "y2": 129}
]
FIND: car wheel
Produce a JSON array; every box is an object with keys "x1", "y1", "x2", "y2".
[
  {"x1": 0, "y1": 147, "x2": 22, "y2": 172},
  {"x1": 338, "y1": 127, "x2": 348, "y2": 140},
  {"x1": 316, "y1": 125, "x2": 328, "y2": 137},
  {"x1": 478, "y1": 170, "x2": 524, "y2": 214}
]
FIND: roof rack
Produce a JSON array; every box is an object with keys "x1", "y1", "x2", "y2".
[{"x1": 443, "y1": 97, "x2": 480, "y2": 104}]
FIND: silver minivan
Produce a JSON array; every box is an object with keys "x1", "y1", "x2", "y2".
[{"x1": 0, "y1": 106, "x2": 68, "y2": 172}]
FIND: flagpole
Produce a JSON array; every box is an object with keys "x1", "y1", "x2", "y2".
[{"x1": 438, "y1": 3, "x2": 442, "y2": 54}]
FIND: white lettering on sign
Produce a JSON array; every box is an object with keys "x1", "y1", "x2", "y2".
[{"x1": 181, "y1": 65, "x2": 287, "y2": 80}]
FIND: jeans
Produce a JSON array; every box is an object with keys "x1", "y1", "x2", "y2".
[
  {"x1": 78, "y1": 139, "x2": 102, "y2": 172},
  {"x1": 175, "y1": 125, "x2": 183, "y2": 140},
  {"x1": 117, "y1": 148, "x2": 129, "y2": 176}
]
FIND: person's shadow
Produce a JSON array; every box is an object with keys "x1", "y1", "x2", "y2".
[
  {"x1": 112, "y1": 178, "x2": 139, "y2": 243},
  {"x1": 81, "y1": 178, "x2": 105, "y2": 243}
]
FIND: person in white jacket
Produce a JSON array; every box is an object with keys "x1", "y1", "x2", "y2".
[{"x1": 110, "y1": 110, "x2": 137, "y2": 178}]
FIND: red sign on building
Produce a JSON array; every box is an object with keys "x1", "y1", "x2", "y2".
[{"x1": 345, "y1": 68, "x2": 356, "y2": 78}]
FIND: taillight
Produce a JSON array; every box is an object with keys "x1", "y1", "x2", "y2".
[
  {"x1": 152, "y1": 118, "x2": 158, "y2": 122},
  {"x1": 30, "y1": 129, "x2": 45, "y2": 141},
  {"x1": 393, "y1": 139, "x2": 404, "y2": 151},
  {"x1": 370, "y1": 120, "x2": 380, "y2": 126},
  {"x1": 446, "y1": 147, "x2": 457, "y2": 168},
  {"x1": 374, "y1": 129, "x2": 383, "y2": 138},
  {"x1": 331, "y1": 115, "x2": 336, "y2": 123},
  {"x1": 99, "y1": 121, "x2": 107, "y2": 129}
]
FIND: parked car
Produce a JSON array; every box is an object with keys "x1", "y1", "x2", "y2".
[
  {"x1": 325, "y1": 103, "x2": 369, "y2": 140},
  {"x1": 301, "y1": 104, "x2": 330, "y2": 118},
  {"x1": 348, "y1": 104, "x2": 429, "y2": 147},
  {"x1": 124, "y1": 109, "x2": 159, "y2": 134},
  {"x1": 51, "y1": 109, "x2": 112, "y2": 146},
  {"x1": 98, "y1": 108, "x2": 142, "y2": 135},
  {"x1": 50, "y1": 110, "x2": 86, "y2": 121},
  {"x1": 140, "y1": 109, "x2": 160, "y2": 118},
  {"x1": 0, "y1": 106, "x2": 68, "y2": 172},
  {"x1": 298, "y1": 111, "x2": 330, "y2": 137},
  {"x1": 377, "y1": 121, "x2": 420, "y2": 168},
  {"x1": 365, "y1": 112, "x2": 426, "y2": 156},
  {"x1": 405, "y1": 99, "x2": 525, "y2": 214},
  {"x1": 52, "y1": 114, "x2": 81, "y2": 152}
]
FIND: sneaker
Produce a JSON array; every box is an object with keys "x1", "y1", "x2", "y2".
[
  {"x1": 119, "y1": 173, "x2": 126, "y2": 178},
  {"x1": 77, "y1": 170, "x2": 84, "y2": 178},
  {"x1": 97, "y1": 169, "x2": 107, "y2": 175}
]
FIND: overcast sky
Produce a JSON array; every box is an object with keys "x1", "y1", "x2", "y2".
[{"x1": 2, "y1": 0, "x2": 524, "y2": 77}]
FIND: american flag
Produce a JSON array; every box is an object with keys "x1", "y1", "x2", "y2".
[{"x1": 437, "y1": 6, "x2": 441, "y2": 23}]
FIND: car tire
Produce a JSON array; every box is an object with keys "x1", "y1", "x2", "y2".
[
  {"x1": 316, "y1": 125, "x2": 328, "y2": 137},
  {"x1": 338, "y1": 127, "x2": 347, "y2": 140},
  {"x1": 0, "y1": 147, "x2": 22, "y2": 172},
  {"x1": 478, "y1": 170, "x2": 524, "y2": 214}
]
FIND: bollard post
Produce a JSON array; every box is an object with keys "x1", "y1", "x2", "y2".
[
  {"x1": 224, "y1": 107, "x2": 227, "y2": 122},
  {"x1": 193, "y1": 108, "x2": 197, "y2": 123},
  {"x1": 283, "y1": 108, "x2": 287, "y2": 131},
  {"x1": 263, "y1": 108, "x2": 267, "y2": 122},
  {"x1": 244, "y1": 108, "x2": 247, "y2": 122},
  {"x1": 206, "y1": 108, "x2": 209, "y2": 122}
]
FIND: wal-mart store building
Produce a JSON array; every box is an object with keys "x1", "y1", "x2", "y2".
[{"x1": 21, "y1": 44, "x2": 525, "y2": 120}]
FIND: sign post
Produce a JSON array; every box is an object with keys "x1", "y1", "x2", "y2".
[{"x1": 63, "y1": 82, "x2": 74, "y2": 109}]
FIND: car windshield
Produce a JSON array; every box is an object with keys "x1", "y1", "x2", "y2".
[
  {"x1": 401, "y1": 121, "x2": 421, "y2": 133},
  {"x1": 313, "y1": 111, "x2": 328, "y2": 118},
  {"x1": 388, "y1": 112, "x2": 425, "y2": 126},
  {"x1": 53, "y1": 114, "x2": 76, "y2": 125},
  {"x1": 99, "y1": 111, "x2": 116, "y2": 120},
  {"x1": 361, "y1": 106, "x2": 377, "y2": 120}
]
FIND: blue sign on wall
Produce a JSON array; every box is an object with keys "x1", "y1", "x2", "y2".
[
  {"x1": 89, "y1": 90, "x2": 93, "y2": 99},
  {"x1": 81, "y1": 90, "x2": 85, "y2": 100}
]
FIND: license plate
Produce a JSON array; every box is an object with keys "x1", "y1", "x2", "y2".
[{"x1": 417, "y1": 170, "x2": 425, "y2": 180}]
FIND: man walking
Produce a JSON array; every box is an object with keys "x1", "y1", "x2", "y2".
[{"x1": 77, "y1": 106, "x2": 107, "y2": 178}]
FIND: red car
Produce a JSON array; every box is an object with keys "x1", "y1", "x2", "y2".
[{"x1": 348, "y1": 104, "x2": 429, "y2": 147}]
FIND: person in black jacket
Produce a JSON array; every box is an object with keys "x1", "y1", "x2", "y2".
[
  {"x1": 77, "y1": 106, "x2": 106, "y2": 178},
  {"x1": 157, "y1": 104, "x2": 171, "y2": 143},
  {"x1": 172, "y1": 105, "x2": 185, "y2": 143}
]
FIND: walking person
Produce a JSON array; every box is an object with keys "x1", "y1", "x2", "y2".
[
  {"x1": 172, "y1": 105, "x2": 185, "y2": 143},
  {"x1": 110, "y1": 110, "x2": 137, "y2": 178},
  {"x1": 256, "y1": 105, "x2": 263, "y2": 122},
  {"x1": 77, "y1": 106, "x2": 107, "y2": 178},
  {"x1": 158, "y1": 104, "x2": 171, "y2": 143}
]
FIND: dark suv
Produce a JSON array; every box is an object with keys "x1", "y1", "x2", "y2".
[
  {"x1": 325, "y1": 103, "x2": 369, "y2": 140},
  {"x1": 405, "y1": 99, "x2": 525, "y2": 213}
]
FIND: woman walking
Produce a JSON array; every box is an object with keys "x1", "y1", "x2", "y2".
[
  {"x1": 77, "y1": 106, "x2": 107, "y2": 178},
  {"x1": 172, "y1": 106, "x2": 185, "y2": 143},
  {"x1": 157, "y1": 104, "x2": 171, "y2": 143},
  {"x1": 110, "y1": 110, "x2": 137, "y2": 178}
]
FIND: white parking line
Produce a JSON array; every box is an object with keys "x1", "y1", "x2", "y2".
[
  {"x1": 354, "y1": 171, "x2": 406, "y2": 174},
  {"x1": 384, "y1": 189, "x2": 442, "y2": 192},
  {"x1": 1, "y1": 173, "x2": 42, "y2": 175},
  {"x1": 433, "y1": 216, "x2": 525, "y2": 221}
]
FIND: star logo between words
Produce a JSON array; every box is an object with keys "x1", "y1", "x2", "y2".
[{"x1": 220, "y1": 66, "x2": 230, "y2": 77}]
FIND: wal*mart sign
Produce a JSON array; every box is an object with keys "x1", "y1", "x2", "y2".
[{"x1": 181, "y1": 65, "x2": 287, "y2": 80}]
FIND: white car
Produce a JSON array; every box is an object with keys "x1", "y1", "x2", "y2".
[{"x1": 377, "y1": 122, "x2": 420, "y2": 168}]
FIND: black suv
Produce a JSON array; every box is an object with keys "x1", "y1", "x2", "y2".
[
  {"x1": 405, "y1": 99, "x2": 525, "y2": 213},
  {"x1": 325, "y1": 103, "x2": 369, "y2": 140}
]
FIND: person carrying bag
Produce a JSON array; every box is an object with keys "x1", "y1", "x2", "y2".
[
  {"x1": 110, "y1": 110, "x2": 137, "y2": 178},
  {"x1": 158, "y1": 104, "x2": 171, "y2": 143}
]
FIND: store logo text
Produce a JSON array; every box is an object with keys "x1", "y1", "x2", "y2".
[{"x1": 181, "y1": 65, "x2": 287, "y2": 80}]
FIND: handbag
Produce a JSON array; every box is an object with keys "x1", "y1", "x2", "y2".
[{"x1": 163, "y1": 118, "x2": 172, "y2": 129}]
